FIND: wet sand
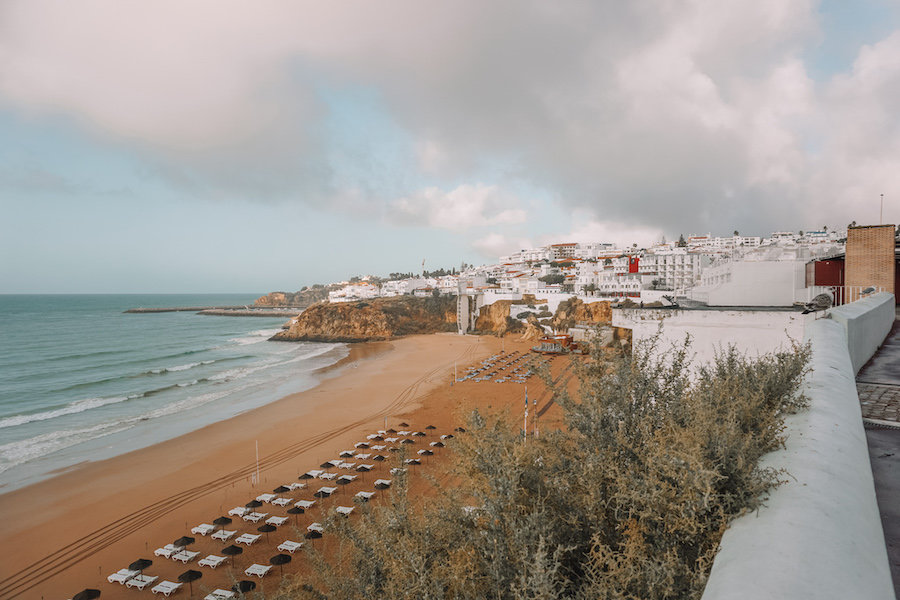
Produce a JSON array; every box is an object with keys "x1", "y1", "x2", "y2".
[{"x1": 0, "y1": 333, "x2": 564, "y2": 600}]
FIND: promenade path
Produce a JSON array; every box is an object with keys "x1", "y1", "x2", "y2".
[{"x1": 857, "y1": 312, "x2": 900, "y2": 598}]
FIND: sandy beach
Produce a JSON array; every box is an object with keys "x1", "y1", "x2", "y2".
[{"x1": 0, "y1": 333, "x2": 565, "y2": 600}]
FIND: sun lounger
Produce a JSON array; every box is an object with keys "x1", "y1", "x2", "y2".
[
  {"x1": 335, "y1": 506, "x2": 354, "y2": 516},
  {"x1": 318, "y1": 471, "x2": 337, "y2": 480},
  {"x1": 338, "y1": 450, "x2": 355, "y2": 457},
  {"x1": 191, "y1": 523, "x2": 216, "y2": 536},
  {"x1": 198, "y1": 554, "x2": 227, "y2": 569},
  {"x1": 171, "y1": 550, "x2": 199, "y2": 563},
  {"x1": 370, "y1": 444, "x2": 386, "y2": 450},
  {"x1": 338, "y1": 461, "x2": 355, "y2": 469},
  {"x1": 242, "y1": 511, "x2": 268, "y2": 522},
  {"x1": 302, "y1": 469, "x2": 323, "y2": 479},
  {"x1": 315, "y1": 486, "x2": 337, "y2": 497},
  {"x1": 151, "y1": 580, "x2": 183, "y2": 596},
  {"x1": 337, "y1": 474, "x2": 357, "y2": 483},
  {"x1": 271, "y1": 497, "x2": 292, "y2": 506},
  {"x1": 277, "y1": 540, "x2": 304, "y2": 553},
  {"x1": 390, "y1": 467, "x2": 406, "y2": 475},
  {"x1": 404, "y1": 458, "x2": 421, "y2": 465},
  {"x1": 266, "y1": 515, "x2": 288, "y2": 526},
  {"x1": 255, "y1": 493, "x2": 276, "y2": 503},
  {"x1": 354, "y1": 453, "x2": 371, "y2": 459},
  {"x1": 295, "y1": 499, "x2": 316, "y2": 509},
  {"x1": 125, "y1": 574, "x2": 158, "y2": 590},
  {"x1": 286, "y1": 482, "x2": 306, "y2": 490},
  {"x1": 307, "y1": 522, "x2": 324, "y2": 533},
  {"x1": 204, "y1": 590, "x2": 236, "y2": 600},
  {"x1": 384, "y1": 437, "x2": 399, "y2": 443},
  {"x1": 211, "y1": 529, "x2": 236, "y2": 541},
  {"x1": 154, "y1": 543, "x2": 182, "y2": 558},
  {"x1": 354, "y1": 442, "x2": 369, "y2": 448},
  {"x1": 245, "y1": 563, "x2": 273, "y2": 578},
  {"x1": 235, "y1": 533, "x2": 261, "y2": 545},
  {"x1": 356, "y1": 464, "x2": 374, "y2": 472},
  {"x1": 355, "y1": 491, "x2": 375, "y2": 501},
  {"x1": 374, "y1": 478, "x2": 392, "y2": 487},
  {"x1": 228, "y1": 506, "x2": 249, "y2": 517},
  {"x1": 107, "y1": 568, "x2": 139, "y2": 584}
]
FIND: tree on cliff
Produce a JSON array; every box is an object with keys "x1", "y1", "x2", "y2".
[{"x1": 278, "y1": 339, "x2": 810, "y2": 600}]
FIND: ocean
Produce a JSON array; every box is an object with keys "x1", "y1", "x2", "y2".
[{"x1": 0, "y1": 294, "x2": 346, "y2": 493}]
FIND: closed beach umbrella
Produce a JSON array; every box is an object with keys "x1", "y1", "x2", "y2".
[
  {"x1": 257, "y1": 523, "x2": 277, "y2": 541},
  {"x1": 128, "y1": 558, "x2": 152, "y2": 575},
  {"x1": 177, "y1": 569, "x2": 202, "y2": 596},
  {"x1": 270, "y1": 553, "x2": 292, "y2": 575},
  {"x1": 173, "y1": 535, "x2": 195, "y2": 548},
  {"x1": 232, "y1": 580, "x2": 256, "y2": 593},
  {"x1": 221, "y1": 544, "x2": 243, "y2": 567},
  {"x1": 72, "y1": 589, "x2": 101, "y2": 600},
  {"x1": 273, "y1": 485, "x2": 290, "y2": 493},
  {"x1": 212, "y1": 516, "x2": 232, "y2": 529}
]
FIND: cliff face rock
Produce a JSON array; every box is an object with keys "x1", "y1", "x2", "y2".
[
  {"x1": 551, "y1": 298, "x2": 613, "y2": 332},
  {"x1": 474, "y1": 300, "x2": 511, "y2": 335},
  {"x1": 255, "y1": 287, "x2": 330, "y2": 308},
  {"x1": 520, "y1": 314, "x2": 545, "y2": 341},
  {"x1": 270, "y1": 295, "x2": 457, "y2": 343}
]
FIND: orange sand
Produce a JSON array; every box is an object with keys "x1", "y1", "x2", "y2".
[{"x1": 0, "y1": 333, "x2": 569, "y2": 600}]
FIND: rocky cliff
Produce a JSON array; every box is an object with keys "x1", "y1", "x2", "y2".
[
  {"x1": 270, "y1": 295, "x2": 457, "y2": 343},
  {"x1": 550, "y1": 297, "x2": 613, "y2": 332},
  {"x1": 255, "y1": 287, "x2": 330, "y2": 308},
  {"x1": 473, "y1": 300, "x2": 523, "y2": 337}
]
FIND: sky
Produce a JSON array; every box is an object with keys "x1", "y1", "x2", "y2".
[{"x1": 1, "y1": 0, "x2": 899, "y2": 293}]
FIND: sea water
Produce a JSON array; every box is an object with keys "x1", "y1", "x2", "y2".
[{"x1": 0, "y1": 294, "x2": 346, "y2": 492}]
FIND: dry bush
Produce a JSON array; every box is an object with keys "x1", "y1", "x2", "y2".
[{"x1": 271, "y1": 336, "x2": 809, "y2": 600}]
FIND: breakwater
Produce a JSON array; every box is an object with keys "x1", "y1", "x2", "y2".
[{"x1": 125, "y1": 306, "x2": 300, "y2": 317}]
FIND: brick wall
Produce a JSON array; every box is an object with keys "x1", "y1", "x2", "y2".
[{"x1": 845, "y1": 225, "x2": 895, "y2": 301}]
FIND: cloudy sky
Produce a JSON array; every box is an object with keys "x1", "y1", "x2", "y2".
[{"x1": 2, "y1": 0, "x2": 899, "y2": 293}]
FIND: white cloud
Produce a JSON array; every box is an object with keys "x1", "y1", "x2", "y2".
[
  {"x1": 388, "y1": 184, "x2": 526, "y2": 231},
  {"x1": 538, "y1": 214, "x2": 665, "y2": 251},
  {"x1": 471, "y1": 232, "x2": 533, "y2": 260}
]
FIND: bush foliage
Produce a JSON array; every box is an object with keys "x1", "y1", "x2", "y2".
[{"x1": 272, "y1": 337, "x2": 809, "y2": 600}]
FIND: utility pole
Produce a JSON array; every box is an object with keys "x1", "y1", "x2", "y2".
[{"x1": 881, "y1": 193, "x2": 884, "y2": 224}]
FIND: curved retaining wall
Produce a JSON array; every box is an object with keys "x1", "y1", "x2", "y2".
[{"x1": 701, "y1": 293, "x2": 895, "y2": 600}]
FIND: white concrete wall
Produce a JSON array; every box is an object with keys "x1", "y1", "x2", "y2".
[
  {"x1": 701, "y1": 307, "x2": 895, "y2": 600},
  {"x1": 828, "y1": 291, "x2": 895, "y2": 373},
  {"x1": 613, "y1": 308, "x2": 809, "y2": 367}
]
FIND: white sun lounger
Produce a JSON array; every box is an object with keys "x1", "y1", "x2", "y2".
[
  {"x1": 374, "y1": 479, "x2": 392, "y2": 487},
  {"x1": 307, "y1": 522, "x2": 324, "y2": 533},
  {"x1": 242, "y1": 511, "x2": 268, "y2": 522},
  {"x1": 244, "y1": 563, "x2": 272, "y2": 578},
  {"x1": 366, "y1": 433, "x2": 382, "y2": 439},
  {"x1": 390, "y1": 467, "x2": 406, "y2": 475},
  {"x1": 154, "y1": 544, "x2": 182, "y2": 558},
  {"x1": 315, "y1": 486, "x2": 337, "y2": 497},
  {"x1": 355, "y1": 453, "x2": 371, "y2": 459},
  {"x1": 266, "y1": 515, "x2": 288, "y2": 526},
  {"x1": 303, "y1": 469, "x2": 324, "y2": 478},
  {"x1": 356, "y1": 464, "x2": 374, "y2": 472},
  {"x1": 403, "y1": 458, "x2": 421, "y2": 465},
  {"x1": 318, "y1": 472, "x2": 337, "y2": 480},
  {"x1": 295, "y1": 499, "x2": 316, "y2": 509},
  {"x1": 354, "y1": 442, "x2": 369, "y2": 448},
  {"x1": 151, "y1": 580, "x2": 183, "y2": 596},
  {"x1": 198, "y1": 554, "x2": 227, "y2": 569},
  {"x1": 338, "y1": 462, "x2": 355, "y2": 469},
  {"x1": 286, "y1": 482, "x2": 306, "y2": 490},
  {"x1": 235, "y1": 533, "x2": 261, "y2": 545},
  {"x1": 191, "y1": 523, "x2": 216, "y2": 536},
  {"x1": 355, "y1": 491, "x2": 375, "y2": 501},
  {"x1": 384, "y1": 437, "x2": 399, "y2": 443},
  {"x1": 172, "y1": 550, "x2": 199, "y2": 563},
  {"x1": 255, "y1": 493, "x2": 276, "y2": 503},
  {"x1": 277, "y1": 540, "x2": 304, "y2": 553},
  {"x1": 335, "y1": 506, "x2": 354, "y2": 516},
  {"x1": 107, "y1": 568, "x2": 139, "y2": 584},
  {"x1": 228, "y1": 506, "x2": 249, "y2": 517},
  {"x1": 440, "y1": 434, "x2": 453, "y2": 440},
  {"x1": 211, "y1": 529, "x2": 236, "y2": 541},
  {"x1": 204, "y1": 590, "x2": 236, "y2": 600},
  {"x1": 397, "y1": 430, "x2": 411, "y2": 436},
  {"x1": 125, "y1": 574, "x2": 158, "y2": 590},
  {"x1": 337, "y1": 474, "x2": 357, "y2": 483},
  {"x1": 338, "y1": 450, "x2": 355, "y2": 457},
  {"x1": 370, "y1": 444, "x2": 386, "y2": 450},
  {"x1": 271, "y1": 497, "x2": 292, "y2": 506}
]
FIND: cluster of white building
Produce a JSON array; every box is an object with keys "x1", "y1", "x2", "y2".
[{"x1": 325, "y1": 229, "x2": 848, "y2": 307}]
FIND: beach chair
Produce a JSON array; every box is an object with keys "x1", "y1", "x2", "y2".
[
  {"x1": 107, "y1": 568, "x2": 139, "y2": 584},
  {"x1": 355, "y1": 453, "x2": 371, "y2": 459},
  {"x1": 255, "y1": 493, "x2": 276, "y2": 503},
  {"x1": 301, "y1": 469, "x2": 323, "y2": 479},
  {"x1": 171, "y1": 550, "x2": 199, "y2": 563},
  {"x1": 338, "y1": 461, "x2": 355, "y2": 469},
  {"x1": 277, "y1": 540, "x2": 304, "y2": 553},
  {"x1": 245, "y1": 564, "x2": 273, "y2": 578},
  {"x1": 355, "y1": 491, "x2": 375, "y2": 501},
  {"x1": 356, "y1": 464, "x2": 374, "y2": 472},
  {"x1": 151, "y1": 580, "x2": 183, "y2": 596},
  {"x1": 335, "y1": 506, "x2": 354, "y2": 516},
  {"x1": 266, "y1": 515, "x2": 288, "y2": 526},
  {"x1": 295, "y1": 499, "x2": 316, "y2": 510},
  {"x1": 314, "y1": 486, "x2": 337, "y2": 497},
  {"x1": 154, "y1": 543, "x2": 182, "y2": 558},
  {"x1": 227, "y1": 506, "x2": 249, "y2": 517},
  {"x1": 318, "y1": 472, "x2": 337, "y2": 480},
  {"x1": 271, "y1": 497, "x2": 292, "y2": 506},
  {"x1": 374, "y1": 478, "x2": 392, "y2": 487},
  {"x1": 125, "y1": 574, "x2": 158, "y2": 590},
  {"x1": 191, "y1": 523, "x2": 216, "y2": 536},
  {"x1": 354, "y1": 442, "x2": 369, "y2": 448},
  {"x1": 211, "y1": 529, "x2": 236, "y2": 541},
  {"x1": 338, "y1": 450, "x2": 355, "y2": 457},
  {"x1": 390, "y1": 467, "x2": 406, "y2": 475},
  {"x1": 235, "y1": 533, "x2": 261, "y2": 545},
  {"x1": 242, "y1": 511, "x2": 268, "y2": 522},
  {"x1": 307, "y1": 522, "x2": 324, "y2": 534},
  {"x1": 337, "y1": 475, "x2": 357, "y2": 484},
  {"x1": 370, "y1": 444, "x2": 386, "y2": 450},
  {"x1": 198, "y1": 554, "x2": 227, "y2": 569},
  {"x1": 286, "y1": 482, "x2": 306, "y2": 490},
  {"x1": 203, "y1": 590, "x2": 236, "y2": 600}
]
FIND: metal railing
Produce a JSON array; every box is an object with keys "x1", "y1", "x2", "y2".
[{"x1": 804, "y1": 285, "x2": 884, "y2": 307}]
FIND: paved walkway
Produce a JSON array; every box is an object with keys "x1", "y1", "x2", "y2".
[{"x1": 857, "y1": 316, "x2": 900, "y2": 598}]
